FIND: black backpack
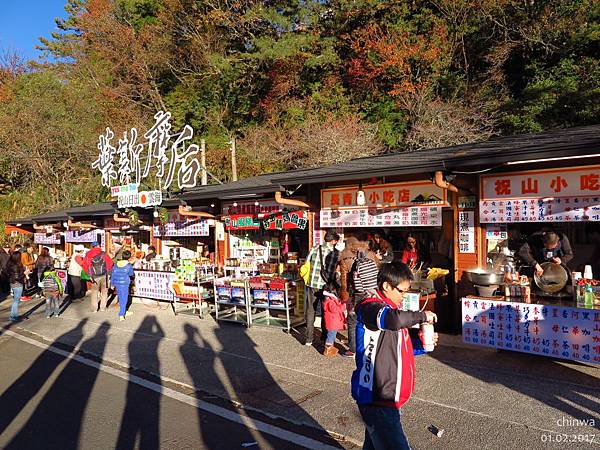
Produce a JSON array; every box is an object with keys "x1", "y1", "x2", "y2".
[{"x1": 90, "y1": 252, "x2": 107, "y2": 277}]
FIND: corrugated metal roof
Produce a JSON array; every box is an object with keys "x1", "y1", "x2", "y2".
[{"x1": 180, "y1": 173, "x2": 280, "y2": 202}]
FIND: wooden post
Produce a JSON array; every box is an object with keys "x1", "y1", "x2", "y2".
[
  {"x1": 200, "y1": 139, "x2": 207, "y2": 186},
  {"x1": 230, "y1": 138, "x2": 238, "y2": 182}
]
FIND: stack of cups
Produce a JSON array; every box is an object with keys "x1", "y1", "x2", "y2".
[{"x1": 584, "y1": 265, "x2": 594, "y2": 280}]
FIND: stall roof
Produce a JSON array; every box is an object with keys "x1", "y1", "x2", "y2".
[
  {"x1": 180, "y1": 173, "x2": 281, "y2": 202},
  {"x1": 269, "y1": 124, "x2": 600, "y2": 185},
  {"x1": 5, "y1": 216, "x2": 35, "y2": 226},
  {"x1": 66, "y1": 202, "x2": 117, "y2": 218}
]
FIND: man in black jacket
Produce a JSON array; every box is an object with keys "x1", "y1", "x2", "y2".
[{"x1": 519, "y1": 231, "x2": 573, "y2": 276}]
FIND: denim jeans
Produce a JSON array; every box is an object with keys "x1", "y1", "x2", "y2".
[
  {"x1": 10, "y1": 285, "x2": 23, "y2": 321},
  {"x1": 45, "y1": 292, "x2": 61, "y2": 317},
  {"x1": 325, "y1": 329, "x2": 337, "y2": 346},
  {"x1": 358, "y1": 404, "x2": 412, "y2": 450},
  {"x1": 304, "y1": 287, "x2": 326, "y2": 343}
]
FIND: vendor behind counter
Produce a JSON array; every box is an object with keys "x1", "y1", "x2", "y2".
[{"x1": 518, "y1": 231, "x2": 573, "y2": 277}]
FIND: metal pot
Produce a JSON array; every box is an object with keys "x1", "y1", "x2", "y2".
[
  {"x1": 465, "y1": 269, "x2": 505, "y2": 286},
  {"x1": 534, "y1": 262, "x2": 568, "y2": 293},
  {"x1": 153, "y1": 259, "x2": 170, "y2": 272}
]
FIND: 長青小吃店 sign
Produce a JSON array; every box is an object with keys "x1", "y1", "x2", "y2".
[
  {"x1": 153, "y1": 210, "x2": 209, "y2": 237},
  {"x1": 480, "y1": 165, "x2": 600, "y2": 223},
  {"x1": 33, "y1": 233, "x2": 61, "y2": 245},
  {"x1": 262, "y1": 211, "x2": 308, "y2": 230},
  {"x1": 321, "y1": 181, "x2": 446, "y2": 209},
  {"x1": 319, "y1": 206, "x2": 442, "y2": 228},
  {"x1": 92, "y1": 111, "x2": 203, "y2": 191},
  {"x1": 117, "y1": 190, "x2": 162, "y2": 208},
  {"x1": 462, "y1": 298, "x2": 600, "y2": 365}
]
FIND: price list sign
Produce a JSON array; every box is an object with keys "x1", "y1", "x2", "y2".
[
  {"x1": 462, "y1": 298, "x2": 600, "y2": 365},
  {"x1": 134, "y1": 270, "x2": 175, "y2": 302},
  {"x1": 319, "y1": 206, "x2": 442, "y2": 228}
]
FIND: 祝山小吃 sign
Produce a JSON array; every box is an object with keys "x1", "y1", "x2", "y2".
[
  {"x1": 462, "y1": 298, "x2": 600, "y2": 365},
  {"x1": 319, "y1": 206, "x2": 442, "y2": 228},
  {"x1": 92, "y1": 111, "x2": 202, "y2": 191},
  {"x1": 117, "y1": 190, "x2": 162, "y2": 209},
  {"x1": 221, "y1": 200, "x2": 282, "y2": 216},
  {"x1": 481, "y1": 165, "x2": 600, "y2": 200},
  {"x1": 480, "y1": 165, "x2": 600, "y2": 223},
  {"x1": 321, "y1": 181, "x2": 446, "y2": 209},
  {"x1": 153, "y1": 210, "x2": 210, "y2": 237}
]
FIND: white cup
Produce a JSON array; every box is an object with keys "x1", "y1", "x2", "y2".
[{"x1": 420, "y1": 323, "x2": 435, "y2": 352}]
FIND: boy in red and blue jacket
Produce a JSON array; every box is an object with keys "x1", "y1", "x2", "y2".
[{"x1": 351, "y1": 261, "x2": 437, "y2": 450}]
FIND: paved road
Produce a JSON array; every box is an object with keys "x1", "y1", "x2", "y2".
[{"x1": 0, "y1": 333, "x2": 346, "y2": 450}]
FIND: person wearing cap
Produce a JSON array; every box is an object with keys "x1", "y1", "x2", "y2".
[
  {"x1": 303, "y1": 230, "x2": 340, "y2": 346},
  {"x1": 83, "y1": 241, "x2": 114, "y2": 312}
]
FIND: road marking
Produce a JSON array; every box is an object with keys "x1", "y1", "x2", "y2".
[{"x1": 3, "y1": 329, "x2": 343, "y2": 450}]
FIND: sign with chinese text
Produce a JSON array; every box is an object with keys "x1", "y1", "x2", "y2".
[
  {"x1": 480, "y1": 197, "x2": 600, "y2": 223},
  {"x1": 93, "y1": 111, "x2": 203, "y2": 191},
  {"x1": 33, "y1": 233, "x2": 61, "y2": 245},
  {"x1": 111, "y1": 183, "x2": 139, "y2": 197},
  {"x1": 312, "y1": 214, "x2": 344, "y2": 249},
  {"x1": 65, "y1": 229, "x2": 103, "y2": 244},
  {"x1": 486, "y1": 223, "x2": 508, "y2": 240},
  {"x1": 153, "y1": 210, "x2": 209, "y2": 237},
  {"x1": 221, "y1": 200, "x2": 284, "y2": 216},
  {"x1": 321, "y1": 181, "x2": 446, "y2": 209},
  {"x1": 134, "y1": 270, "x2": 175, "y2": 302},
  {"x1": 462, "y1": 298, "x2": 600, "y2": 365},
  {"x1": 481, "y1": 165, "x2": 600, "y2": 200},
  {"x1": 262, "y1": 211, "x2": 308, "y2": 230},
  {"x1": 117, "y1": 190, "x2": 162, "y2": 209},
  {"x1": 224, "y1": 215, "x2": 261, "y2": 230},
  {"x1": 319, "y1": 206, "x2": 442, "y2": 228},
  {"x1": 458, "y1": 211, "x2": 475, "y2": 253}
]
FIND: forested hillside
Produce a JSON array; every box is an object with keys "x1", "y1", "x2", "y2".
[{"x1": 0, "y1": 0, "x2": 598, "y2": 222}]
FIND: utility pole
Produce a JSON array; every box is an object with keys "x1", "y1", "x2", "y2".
[
  {"x1": 200, "y1": 139, "x2": 207, "y2": 185},
  {"x1": 230, "y1": 138, "x2": 238, "y2": 182}
]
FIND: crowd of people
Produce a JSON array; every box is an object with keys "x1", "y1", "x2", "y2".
[{"x1": 1, "y1": 241, "x2": 137, "y2": 323}]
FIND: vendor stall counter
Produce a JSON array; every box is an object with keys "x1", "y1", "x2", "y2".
[{"x1": 462, "y1": 295, "x2": 600, "y2": 365}]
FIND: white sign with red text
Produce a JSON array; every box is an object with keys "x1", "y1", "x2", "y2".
[
  {"x1": 319, "y1": 206, "x2": 442, "y2": 228},
  {"x1": 322, "y1": 181, "x2": 446, "y2": 209},
  {"x1": 481, "y1": 165, "x2": 600, "y2": 200}
]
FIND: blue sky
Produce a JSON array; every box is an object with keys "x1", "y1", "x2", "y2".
[{"x1": 0, "y1": 1, "x2": 69, "y2": 61}]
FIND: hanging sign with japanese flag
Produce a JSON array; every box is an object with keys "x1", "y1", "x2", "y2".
[{"x1": 480, "y1": 165, "x2": 600, "y2": 223}]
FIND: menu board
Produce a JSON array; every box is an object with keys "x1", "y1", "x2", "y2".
[
  {"x1": 134, "y1": 270, "x2": 175, "y2": 301},
  {"x1": 34, "y1": 233, "x2": 61, "y2": 245},
  {"x1": 462, "y1": 298, "x2": 600, "y2": 365},
  {"x1": 153, "y1": 211, "x2": 209, "y2": 237},
  {"x1": 479, "y1": 196, "x2": 600, "y2": 223},
  {"x1": 319, "y1": 206, "x2": 442, "y2": 228}
]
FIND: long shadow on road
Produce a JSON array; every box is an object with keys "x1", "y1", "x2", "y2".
[
  {"x1": 0, "y1": 318, "x2": 88, "y2": 435},
  {"x1": 4, "y1": 320, "x2": 109, "y2": 450},
  {"x1": 116, "y1": 315, "x2": 165, "y2": 450},
  {"x1": 179, "y1": 321, "x2": 344, "y2": 449}
]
